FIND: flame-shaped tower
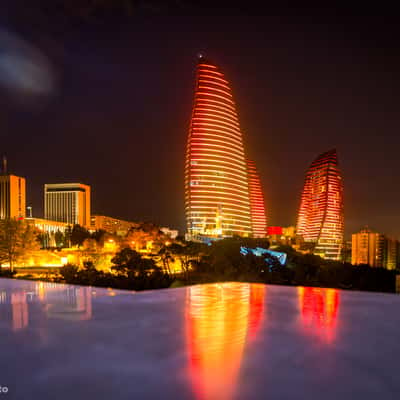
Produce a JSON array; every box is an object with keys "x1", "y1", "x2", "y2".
[
  {"x1": 185, "y1": 56, "x2": 252, "y2": 238},
  {"x1": 296, "y1": 149, "x2": 344, "y2": 260},
  {"x1": 247, "y1": 159, "x2": 267, "y2": 237}
]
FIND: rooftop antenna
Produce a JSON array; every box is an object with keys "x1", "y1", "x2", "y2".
[{"x1": 2, "y1": 156, "x2": 7, "y2": 175}]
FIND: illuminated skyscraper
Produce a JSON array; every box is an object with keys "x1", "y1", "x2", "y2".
[
  {"x1": 296, "y1": 149, "x2": 344, "y2": 260},
  {"x1": 351, "y1": 227, "x2": 385, "y2": 267},
  {"x1": 44, "y1": 183, "x2": 91, "y2": 227},
  {"x1": 0, "y1": 158, "x2": 26, "y2": 220},
  {"x1": 185, "y1": 56, "x2": 252, "y2": 238},
  {"x1": 351, "y1": 227, "x2": 399, "y2": 269},
  {"x1": 0, "y1": 175, "x2": 26, "y2": 220},
  {"x1": 247, "y1": 159, "x2": 267, "y2": 237}
]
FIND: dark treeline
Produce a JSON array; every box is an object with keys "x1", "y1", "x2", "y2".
[{"x1": 31, "y1": 237, "x2": 398, "y2": 294}]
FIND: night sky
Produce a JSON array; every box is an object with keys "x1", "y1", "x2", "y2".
[{"x1": 1, "y1": 3, "x2": 400, "y2": 238}]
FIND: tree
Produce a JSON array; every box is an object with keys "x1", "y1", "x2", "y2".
[
  {"x1": 91, "y1": 229, "x2": 107, "y2": 245},
  {"x1": 37, "y1": 232, "x2": 50, "y2": 248},
  {"x1": 111, "y1": 248, "x2": 157, "y2": 277},
  {"x1": 70, "y1": 224, "x2": 91, "y2": 247},
  {"x1": 59, "y1": 263, "x2": 80, "y2": 284},
  {"x1": 168, "y1": 240, "x2": 208, "y2": 282},
  {"x1": 156, "y1": 244, "x2": 174, "y2": 274},
  {"x1": 123, "y1": 223, "x2": 166, "y2": 252},
  {"x1": 19, "y1": 222, "x2": 41, "y2": 265},
  {"x1": 54, "y1": 230, "x2": 65, "y2": 248},
  {"x1": 0, "y1": 219, "x2": 40, "y2": 271},
  {"x1": 111, "y1": 247, "x2": 172, "y2": 290}
]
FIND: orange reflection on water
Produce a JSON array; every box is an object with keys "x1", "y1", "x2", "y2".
[
  {"x1": 186, "y1": 283, "x2": 266, "y2": 400},
  {"x1": 11, "y1": 292, "x2": 28, "y2": 331},
  {"x1": 248, "y1": 284, "x2": 265, "y2": 340},
  {"x1": 297, "y1": 287, "x2": 340, "y2": 343}
]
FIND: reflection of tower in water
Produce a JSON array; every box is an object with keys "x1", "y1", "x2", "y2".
[
  {"x1": 248, "y1": 284, "x2": 265, "y2": 340},
  {"x1": 0, "y1": 283, "x2": 93, "y2": 334},
  {"x1": 42, "y1": 284, "x2": 92, "y2": 321},
  {"x1": 11, "y1": 291, "x2": 28, "y2": 331},
  {"x1": 297, "y1": 287, "x2": 340, "y2": 343},
  {"x1": 186, "y1": 283, "x2": 266, "y2": 400}
]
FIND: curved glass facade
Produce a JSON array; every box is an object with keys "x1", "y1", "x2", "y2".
[
  {"x1": 185, "y1": 57, "x2": 252, "y2": 237},
  {"x1": 247, "y1": 159, "x2": 267, "y2": 237},
  {"x1": 296, "y1": 149, "x2": 344, "y2": 260}
]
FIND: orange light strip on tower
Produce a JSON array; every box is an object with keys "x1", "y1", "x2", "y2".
[{"x1": 296, "y1": 149, "x2": 344, "y2": 260}]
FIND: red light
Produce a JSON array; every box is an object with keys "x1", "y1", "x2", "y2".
[{"x1": 268, "y1": 226, "x2": 283, "y2": 235}]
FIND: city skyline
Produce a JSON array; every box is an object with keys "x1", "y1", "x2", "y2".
[{"x1": 1, "y1": 11, "x2": 400, "y2": 237}]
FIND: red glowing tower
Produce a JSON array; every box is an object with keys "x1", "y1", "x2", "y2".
[
  {"x1": 296, "y1": 149, "x2": 344, "y2": 260},
  {"x1": 185, "y1": 56, "x2": 252, "y2": 238},
  {"x1": 247, "y1": 159, "x2": 267, "y2": 237}
]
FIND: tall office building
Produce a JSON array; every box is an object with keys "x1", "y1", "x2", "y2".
[
  {"x1": 296, "y1": 149, "x2": 344, "y2": 260},
  {"x1": 351, "y1": 227, "x2": 385, "y2": 267},
  {"x1": 0, "y1": 158, "x2": 26, "y2": 219},
  {"x1": 247, "y1": 159, "x2": 267, "y2": 237},
  {"x1": 351, "y1": 227, "x2": 399, "y2": 269},
  {"x1": 385, "y1": 237, "x2": 400, "y2": 270},
  {"x1": 185, "y1": 56, "x2": 252, "y2": 238},
  {"x1": 44, "y1": 183, "x2": 91, "y2": 227}
]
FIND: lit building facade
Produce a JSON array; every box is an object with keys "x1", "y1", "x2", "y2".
[
  {"x1": 44, "y1": 183, "x2": 91, "y2": 227},
  {"x1": 296, "y1": 149, "x2": 344, "y2": 260},
  {"x1": 351, "y1": 227, "x2": 399, "y2": 269},
  {"x1": 185, "y1": 56, "x2": 252, "y2": 238},
  {"x1": 26, "y1": 217, "x2": 68, "y2": 234},
  {"x1": 0, "y1": 174, "x2": 26, "y2": 219},
  {"x1": 385, "y1": 237, "x2": 400, "y2": 270},
  {"x1": 90, "y1": 215, "x2": 138, "y2": 235},
  {"x1": 267, "y1": 226, "x2": 296, "y2": 246},
  {"x1": 26, "y1": 217, "x2": 69, "y2": 247},
  {"x1": 247, "y1": 159, "x2": 267, "y2": 237},
  {"x1": 351, "y1": 227, "x2": 385, "y2": 267}
]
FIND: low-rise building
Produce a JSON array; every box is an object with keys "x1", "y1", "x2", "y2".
[
  {"x1": 90, "y1": 215, "x2": 138, "y2": 236},
  {"x1": 26, "y1": 217, "x2": 69, "y2": 248},
  {"x1": 267, "y1": 226, "x2": 296, "y2": 246}
]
